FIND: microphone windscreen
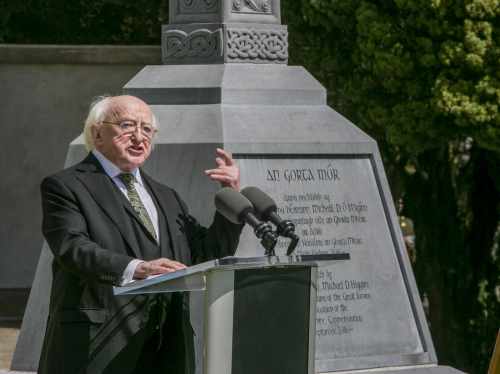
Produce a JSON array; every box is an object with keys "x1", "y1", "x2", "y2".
[
  {"x1": 241, "y1": 186, "x2": 276, "y2": 219},
  {"x1": 215, "y1": 187, "x2": 254, "y2": 224}
]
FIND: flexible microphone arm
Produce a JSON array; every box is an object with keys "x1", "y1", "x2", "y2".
[{"x1": 245, "y1": 213, "x2": 278, "y2": 256}]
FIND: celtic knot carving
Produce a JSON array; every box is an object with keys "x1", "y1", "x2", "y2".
[
  {"x1": 164, "y1": 29, "x2": 222, "y2": 59},
  {"x1": 227, "y1": 29, "x2": 288, "y2": 62},
  {"x1": 232, "y1": 0, "x2": 272, "y2": 14},
  {"x1": 179, "y1": 0, "x2": 218, "y2": 14}
]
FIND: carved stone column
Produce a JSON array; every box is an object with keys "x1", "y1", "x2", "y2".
[{"x1": 163, "y1": 0, "x2": 288, "y2": 64}]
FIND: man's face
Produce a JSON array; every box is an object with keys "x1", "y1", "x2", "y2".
[{"x1": 93, "y1": 96, "x2": 155, "y2": 172}]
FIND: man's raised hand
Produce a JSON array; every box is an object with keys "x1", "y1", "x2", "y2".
[{"x1": 205, "y1": 148, "x2": 240, "y2": 191}]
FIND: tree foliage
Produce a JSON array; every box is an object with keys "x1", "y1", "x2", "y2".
[
  {"x1": 283, "y1": 1, "x2": 500, "y2": 372},
  {"x1": 2, "y1": 0, "x2": 499, "y2": 372},
  {"x1": 0, "y1": 0, "x2": 168, "y2": 44}
]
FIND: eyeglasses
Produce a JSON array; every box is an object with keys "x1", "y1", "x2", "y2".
[{"x1": 102, "y1": 120, "x2": 157, "y2": 139}]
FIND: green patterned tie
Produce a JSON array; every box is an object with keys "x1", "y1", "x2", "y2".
[{"x1": 119, "y1": 173, "x2": 157, "y2": 241}]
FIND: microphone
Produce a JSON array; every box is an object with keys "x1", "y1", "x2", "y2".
[
  {"x1": 241, "y1": 186, "x2": 300, "y2": 255},
  {"x1": 214, "y1": 188, "x2": 278, "y2": 255}
]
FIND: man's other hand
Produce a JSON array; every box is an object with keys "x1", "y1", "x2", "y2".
[
  {"x1": 205, "y1": 148, "x2": 240, "y2": 191},
  {"x1": 134, "y1": 258, "x2": 187, "y2": 279}
]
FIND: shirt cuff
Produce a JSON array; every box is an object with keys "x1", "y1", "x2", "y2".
[{"x1": 120, "y1": 259, "x2": 144, "y2": 285}]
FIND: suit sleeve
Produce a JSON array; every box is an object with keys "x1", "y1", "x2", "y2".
[
  {"x1": 172, "y1": 190, "x2": 243, "y2": 264},
  {"x1": 41, "y1": 176, "x2": 134, "y2": 285}
]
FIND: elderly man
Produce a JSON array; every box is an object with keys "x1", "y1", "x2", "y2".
[{"x1": 38, "y1": 95, "x2": 242, "y2": 374}]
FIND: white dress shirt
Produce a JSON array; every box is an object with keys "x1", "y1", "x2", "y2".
[{"x1": 92, "y1": 150, "x2": 159, "y2": 284}]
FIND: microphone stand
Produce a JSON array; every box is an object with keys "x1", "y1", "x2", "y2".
[
  {"x1": 246, "y1": 214, "x2": 278, "y2": 256},
  {"x1": 274, "y1": 218, "x2": 300, "y2": 255},
  {"x1": 286, "y1": 234, "x2": 299, "y2": 256},
  {"x1": 256, "y1": 223, "x2": 278, "y2": 256}
]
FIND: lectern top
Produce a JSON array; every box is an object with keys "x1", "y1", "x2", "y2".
[{"x1": 113, "y1": 253, "x2": 349, "y2": 296}]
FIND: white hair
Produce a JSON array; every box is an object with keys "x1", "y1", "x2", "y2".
[{"x1": 83, "y1": 95, "x2": 158, "y2": 151}]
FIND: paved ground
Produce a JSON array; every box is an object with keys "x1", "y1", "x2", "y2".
[{"x1": 0, "y1": 322, "x2": 20, "y2": 371}]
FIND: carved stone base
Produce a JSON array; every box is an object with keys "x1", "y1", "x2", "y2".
[
  {"x1": 169, "y1": 0, "x2": 281, "y2": 25},
  {"x1": 162, "y1": 23, "x2": 288, "y2": 64}
]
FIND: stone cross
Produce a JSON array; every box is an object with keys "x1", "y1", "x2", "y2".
[{"x1": 164, "y1": 0, "x2": 288, "y2": 64}]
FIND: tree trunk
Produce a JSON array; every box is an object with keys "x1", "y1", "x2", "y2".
[
  {"x1": 404, "y1": 147, "x2": 468, "y2": 369},
  {"x1": 462, "y1": 147, "x2": 500, "y2": 371}
]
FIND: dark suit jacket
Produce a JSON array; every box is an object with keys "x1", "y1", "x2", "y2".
[{"x1": 38, "y1": 153, "x2": 242, "y2": 374}]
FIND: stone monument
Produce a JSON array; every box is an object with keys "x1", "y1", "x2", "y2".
[{"x1": 13, "y1": 0, "x2": 464, "y2": 373}]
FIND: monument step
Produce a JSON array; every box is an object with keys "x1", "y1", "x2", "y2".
[
  {"x1": 0, "y1": 366, "x2": 462, "y2": 374},
  {"x1": 330, "y1": 365, "x2": 464, "y2": 374},
  {"x1": 123, "y1": 64, "x2": 326, "y2": 105}
]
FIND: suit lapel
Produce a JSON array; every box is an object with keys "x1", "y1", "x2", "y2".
[
  {"x1": 75, "y1": 154, "x2": 142, "y2": 259},
  {"x1": 142, "y1": 172, "x2": 181, "y2": 261}
]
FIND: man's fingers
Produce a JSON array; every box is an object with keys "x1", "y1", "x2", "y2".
[
  {"x1": 205, "y1": 168, "x2": 235, "y2": 177},
  {"x1": 161, "y1": 260, "x2": 186, "y2": 271},
  {"x1": 215, "y1": 157, "x2": 225, "y2": 167},
  {"x1": 216, "y1": 148, "x2": 234, "y2": 166},
  {"x1": 207, "y1": 173, "x2": 234, "y2": 182},
  {"x1": 204, "y1": 168, "x2": 219, "y2": 175},
  {"x1": 151, "y1": 258, "x2": 169, "y2": 266},
  {"x1": 139, "y1": 261, "x2": 186, "y2": 277},
  {"x1": 134, "y1": 261, "x2": 167, "y2": 279},
  {"x1": 204, "y1": 149, "x2": 240, "y2": 190},
  {"x1": 151, "y1": 258, "x2": 187, "y2": 270},
  {"x1": 148, "y1": 265, "x2": 171, "y2": 275}
]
